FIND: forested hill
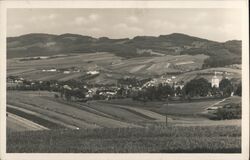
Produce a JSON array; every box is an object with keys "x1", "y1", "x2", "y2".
[{"x1": 7, "y1": 33, "x2": 241, "y2": 67}]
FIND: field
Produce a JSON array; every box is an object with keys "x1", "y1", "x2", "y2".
[
  {"x1": 6, "y1": 90, "x2": 242, "y2": 153},
  {"x1": 7, "y1": 52, "x2": 241, "y2": 85},
  {"x1": 7, "y1": 52, "x2": 212, "y2": 84},
  {"x1": 7, "y1": 125, "x2": 241, "y2": 153},
  {"x1": 7, "y1": 91, "x2": 241, "y2": 130},
  {"x1": 7, "y1": 91, "x2": 139, "y2": 129},
  {"x1": 7, "y1": 112, "x2": 48, "y2": 132}
]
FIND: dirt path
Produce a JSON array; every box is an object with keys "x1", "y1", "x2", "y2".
[{"x1": 205, "y1": 98, "x2": 226, "y2": 110}]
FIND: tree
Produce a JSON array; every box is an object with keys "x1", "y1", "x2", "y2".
[
  {"x1": 234, "y1": 82, "x2": 242, "y2": 96},
  {"x1": 73, "y1": 89, "x2": 86, "y2": 100},
  {"x1": 54, "y1": 94, "x2": 59, "y2": 99},
  {"x1": 219, "y1": 78, "x2": 233, "y2": 97},
  {"x1": 175, "y1": 86, "x2": 182, "y2": 96},
  {"x1": 64, "y1": 89, "x2": 72, "y2": 101},
  {"x1": 145, "y1": 86, "x2": 157, "y2": 101},
  {"x1": 184, "y1": 78, "x2": 211, "y2": 97},
  {"x1": 211, "y1": 86, "x2": 221, "y2": 97},
  {"x1": 158, "y1": 84, "x2": 174, "y2": 99}
]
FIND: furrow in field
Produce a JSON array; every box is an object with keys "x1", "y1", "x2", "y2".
[
  {"x1": 44, "y1": 97, "x2": 114, "y2": 119},
  {"x1": 7, "y1": 104, "x2": 80, "y2": 129},
  {"x1": 103, "y1": 102, "x2": 166, "y2": 122},
  {"x1": 7, "y1": 68, "x2": 36, "y2": 76},
  {"x1": 88, "y1": 101, "x2": 151, "y2": 122},
  {"x1": 7, "y1": 112, "x2": 48, "y2": 132},
  {"x1": 45, "y1": 99, "x2": 141, "y2": 128},
  {"x1": 57, "y1": 73, "x2": 83, "y2": 81},
  {"x1": 8, "y1": 94, "x2": 140, "y2": 128},
  {"x1": 7, "y1": 103, "x2": 99, "y2": 129}
]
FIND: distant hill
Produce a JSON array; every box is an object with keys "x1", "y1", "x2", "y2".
[{"x1": 7, "y1": 33, "x2": 242, "y2": 67}]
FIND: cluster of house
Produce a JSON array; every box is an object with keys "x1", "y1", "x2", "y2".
[
  {"x1": 7, "y1": 76, "x2": 24, "y2": 88},
  {"x1": 42, "y1": 67, "x2": 81, "y2": 74},
  {"x1": 7, "y1": 76, "x2": 49, "y2": 89},
  {"x1": 7, "y1": 76, "x2": 24, "y2": 84},
  {"x1": 142, "y1": 75, "x2": 184, "y2": 89},
  {"x1": 41, "y1": 67, "x2": 100, "y2": 75},
  {"x1": 20, "y1": 56, "x2": 50, "y2": 61}
]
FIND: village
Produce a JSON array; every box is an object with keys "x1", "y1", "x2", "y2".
[{"x1": 7, "y1": 66, "x2": 241, "y2": 104}]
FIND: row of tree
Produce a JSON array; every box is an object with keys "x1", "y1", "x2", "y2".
[{"x1": 132, "y1": 78, "x2": 241, "y2": 102}]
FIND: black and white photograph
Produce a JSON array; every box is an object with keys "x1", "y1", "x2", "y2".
[{"x1": 0, "y1": 1, "x2": 249, "y2": 160}]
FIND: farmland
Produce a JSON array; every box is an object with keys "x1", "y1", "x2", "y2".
[
  {"x1": 6, "y1": 51, "x2": 242, "y2": 153},
  {"x1": 7, "y1": 125, "x2": 241, "y2": 153},
  {"x1": 7, "y1": 52, "x2": 241, "y2": 86},
  {"x1": 7, "y1": 91, "x2": 241, "y2": 130},
  {"x1": 7, "y1": 112, "x2": 48, "y2": 132},
  {"x1": 7, "y1": 52, "x2": 211, "y2": 83},
  {"x1": 7, "y1": 91, "x2": 241, "y2": 153}
]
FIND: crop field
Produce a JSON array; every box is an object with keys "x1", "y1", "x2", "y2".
[
  {"x1": 6, "y1": 91, "x2": 242, "y2": 153},
  {"x1": 7, "y1": 125, "x2": 241, "y2": 153},
  {"x1": 7, "y1": 91, "x2": 241, "y2": 131},
  {"x1": 7, "y1": 53, "x2": 211, "y2": 83},
  {"x1": 7, "y1": 91, "x2": 139, "y2": 129},
  {"x1": 102, "y1": 98, "x2": 242, "y2": 126},
  {"x1": 7, "y1": 112, "x2": 48, "y2": 132},
  {"x1": 175, "y1": 67, "x2": 241, "y2": 83},
  {"x1": 7, "y1": 52, "x2": 241, "y2": 86},
  {"x1": 104, "y1": 98, "x2": 219, "y2": 117}
]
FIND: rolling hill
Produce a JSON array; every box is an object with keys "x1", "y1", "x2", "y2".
[{"x1": 7, "y1": 33, "x2": 242, "y2": 68}]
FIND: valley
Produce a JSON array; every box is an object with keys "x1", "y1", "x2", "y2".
[{"x1": 6, "y1": 33, "x2": 242, "y2": 153}]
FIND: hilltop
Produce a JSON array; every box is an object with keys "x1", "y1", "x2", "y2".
[{"x1": 7, "y1": 33, "x2": 241, "y2": 67}]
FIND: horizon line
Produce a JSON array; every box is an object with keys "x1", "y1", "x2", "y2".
[{"x1": 7, "y1": 32, "x2": 242, "y2": 43}]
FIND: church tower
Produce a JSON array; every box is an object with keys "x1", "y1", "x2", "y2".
[{"x1": 211, "y1": 72, "x2": 219, "y2": 88}]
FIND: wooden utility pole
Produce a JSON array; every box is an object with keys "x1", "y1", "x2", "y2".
[{"x1": 166, "y1": 95, "x2": 168, "y2": 126}]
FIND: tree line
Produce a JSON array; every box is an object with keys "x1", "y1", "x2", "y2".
[{"x1": 132, "y1": 78, "x2": 241, "y2": 102}]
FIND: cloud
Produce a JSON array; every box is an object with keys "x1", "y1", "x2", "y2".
[
  {"x1": 150, "y1": 20, "x2": 177, "y2": 30},
  {"x1": 89, "y1": 14, "x2": 100, "y2": 21},
  {"x1": 48, "y1": 14, "x2": 57, "y2": 20},
  {"x1": 218, "y1": 24, "x2": 234, "y2": 33},
  {"x1": 74, "y1": 16, "x2": 88, "y2": 25},
  {"x1": 126, "y1": 16, "x2": 138, "y2": 23},
  {"x1": 74, "y1": 14, "x2": 100, "y2": 26},
  {"x1": 192, "y1": 12, "x2": 208, "y2": 22},
  {"x1": 113, "y1": 23, "x2": 143, "y2": 35},
  {"x1": 29, "y1": 13, "x2": 58, "y2": 22}
]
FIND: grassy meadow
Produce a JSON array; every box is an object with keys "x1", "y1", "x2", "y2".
[{"x1": 7, "y1": 125, "x2": 241, "y2": 153}]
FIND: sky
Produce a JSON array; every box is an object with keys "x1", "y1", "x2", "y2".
[{"x1": 7, "y1": 8, "x2": 242, "y2": 42}]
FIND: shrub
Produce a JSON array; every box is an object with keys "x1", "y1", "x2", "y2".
[
  {"x1": 213, "y1": 103, "x2": 241, "y2": 120},
  {"x1": 54, "y1": 94, "x2": 59, "y2": 99}
]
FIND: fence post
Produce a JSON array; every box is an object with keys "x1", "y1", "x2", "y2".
[{"x1": 166, "y1": 96, "x2": 168, "y2": 126}]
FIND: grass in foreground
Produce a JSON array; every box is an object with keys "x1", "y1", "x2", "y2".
[{"x1": 7, "y1": 125, "x2": 241, "y2": 153}]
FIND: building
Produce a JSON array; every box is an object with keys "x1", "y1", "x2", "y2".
[
  {"x1": 211, "y1": 72, "x2": 220, "y2": 88},
  {"x1": 87, "y1": 71, "x2": 100, "y2": 75},
  {"x1": 174, "y1": 81, "x2": 184, "y2": 90},
  {"x1": 63, "y1": 70, "x2": 71, "y2": 74}
]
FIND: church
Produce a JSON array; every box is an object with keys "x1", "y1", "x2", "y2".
[{"x1": 211, "y1": 72, "x2": 220, "y2": 88}]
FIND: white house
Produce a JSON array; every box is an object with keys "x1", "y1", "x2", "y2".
[
  {"x1": 87, "y1": 71, "x2": 100, "y2": 75},
  {"x1": 63, "y1": 71, "x2": 71, "y2": 74}
]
